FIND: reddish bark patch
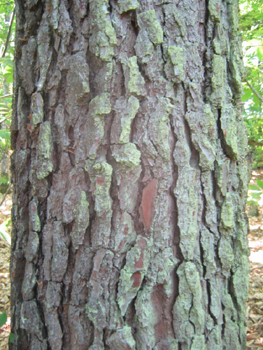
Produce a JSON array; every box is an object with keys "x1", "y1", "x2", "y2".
[
  {"x1": 134, "y1": 237, "x2": 147, "y2": 269},
  {"x1": 151, "y1": 284, "x2": 174, "y2": 343},
  {"x1": 134, "y1": 252, "x2": 144, "y2": 269},
  {"x1": 131, "y1": 272, "x2": 141, "y2": 288},
  {"x1": 141, "y1": 179, "x2": 158, "y2": 231},
  {"x1": 96, "y1": 176, "x2": 105, "y2": 185}
]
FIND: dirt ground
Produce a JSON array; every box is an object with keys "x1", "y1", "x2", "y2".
[
  {"x1": 246, "y1": 170, "x2": 263, "y2": 349},
  {"x1": 0, "y1": 174, "x2": 263, "y2": 349},
  {"x1": 0, "y1": 193, "x2": 11, "y2": 350}
]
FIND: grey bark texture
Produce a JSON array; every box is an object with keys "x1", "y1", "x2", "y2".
[{"x1": 11, "y1": 0, "x2": 250, "y2": 349}]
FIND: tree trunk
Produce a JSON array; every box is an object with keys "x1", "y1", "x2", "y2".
[{"x1": 10, "y1": 0, "x2": 250, "y2": 349}]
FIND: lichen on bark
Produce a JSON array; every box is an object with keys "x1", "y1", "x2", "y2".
[{"x1": 10, "y1": 1, "x2": 250, "y2": 349}]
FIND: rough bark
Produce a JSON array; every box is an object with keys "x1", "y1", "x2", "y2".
[{"x1": 11, "y1": 0, "x2": 250, "y2": 349}]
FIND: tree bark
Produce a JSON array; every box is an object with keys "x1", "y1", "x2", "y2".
[{"x1": 11, "y1": 0, "x2": 250, "y2": 349}]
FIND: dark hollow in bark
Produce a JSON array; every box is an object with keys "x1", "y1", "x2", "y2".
[{"x1": 10, "y1": 0, "x2": 251, "y2": 349}]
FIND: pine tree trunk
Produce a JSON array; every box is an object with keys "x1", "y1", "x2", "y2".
[{"x1": 11, "y1": 1, "x2": 250, "y2": 349}]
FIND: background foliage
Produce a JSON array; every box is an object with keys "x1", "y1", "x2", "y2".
[
  {"x1": 240, "y1": 0, "x2": 263, "y2": 167},
  {"x1": 0, "y1": 1, "x2": 14, "y2": 192}
]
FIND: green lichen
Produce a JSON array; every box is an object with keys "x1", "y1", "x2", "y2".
[
  {"x1": 228, "y1": 0, "x2": 239, "y2": 38},
  {"x1": 118, "y1": 0, "x2": 139, "y2": 14},
  {"x1": 211, "y1": 54, "x2": 226, "y2": 106},
  {"x1": 86, "y1": 286, "x2": 106, "y2": 329},
  {"x1": 37, "y1": 13, "x2": 52, "y2": 91},
  {"x1": 191, "y1": 335, "x2": 206, "y2": 350},
  {"x1": 92, "y1": 162, "x2": 113, "y2": 214},
  {"x1": 218, "y1": 236, "x2": 234, "y2": 273},
  {"x1": 85, "y1": 161, "x2": 112, "y2": 245},
  {"x1": 223, "y1": 319, "x2": 240, "y2": 350},
  {"x1": 113, "y1": 212, "x2": 136, "y2": 253},
  {"x1": 22, "y1": 262, "x2": 36, "y2": 301},
  {"x1": 213, "y1": 24, "x2": 229, "y2": 56},
  {"x1": 157, "y1": 99, "x2": 173, "y2": 161},
  {"x1": 50, "y1": 0, "x2": 59, "y2": 29},
  {"x1": 89, "y1": 93, "x2": 111, "y2": 115},
  {"x1": 208, "y1": 0, "x2": 221, "y2": 22},
  {"x1": 137, "y1": 10, "x2": 163, "y2": 45},
  {"x1": 185, "y1": 263, "x2": 205, "y2": 334},
  {"x1": 149, "y1": 97, "x2": 173, "y2": 162},
  {"x1": 220, "y1": 105, "x2": 238, "y2": 159},
  {"x1": 150, "y1": 248, "x2": 178, "y2": 298},
  {"x1": 126, "y1": 56, "x2": 146, "y2": 97},
  {"x1": 86, "y1": 249, "x2": 114, "y2": 331},
  {"x1": 211, "y1": 55, "x2": 224, "y2": 89},
  {"x1": 134, "y1": 284, "x2": 157, "y2": 350},
  {"x1": 119, "y1": 96, "x2": 140, "y2": 143},
  {"x1": 37, "y1": 121, "x2": 53, "y2": 180},
  {"x1": 134, "y1": 30, "x2": 154, "y2": 64},
  {"x1": 51, "y1": 224, "x2": 69, "y2": 281},
  {"x1": 198, "y1": 137, "x2": 216, "y2": 170},
  {"x1": 112, "y1": 143, "x2": 141, "y2": 169},
  {"x1": 184, "y1": 104, "x2": 217, "y2": 171},
  {"x1": 163, "y1": 4, "x2": 186, "y2": 37},
  {"x1": 88, "y1": 93, "x2": 111, "y2": 159},
  {"x1": 232, "y1": 256, "x2": 249, "y2": 315},
  {"x1": 89, "y1": 0, "x2": 117, "y2": 61},
  {"x1": 207, "y1": 325, "x2": 222, "y2": 350},
  {"x1": 66, "y1": 54, "x2": 90, "y2": 107},
  {"x1": 107, "y1": 325, "x2": 136, "y2": 349},
  {"x1": 71, "y1": 191, "x2": 90, "y2": 249},
  {"x1": 202, "y1": 104, "x2": 216, "y2": 134},
  {"x1": 153, "y1": 339, "x2": 178, "y2": 350},
  {"x1": 221, "y1": 192, "x2": 235, "y2": 230},
  {"x1": 31, "y1": 92, "x2": 44, "y2": 129},
  {"x1": 166, "y1": 46, "x2": 185, "y2": 83},
  {"x1": 229, "y1": 49, "x2": 243, "y2": 96},
  {"x1": 175, "y1": 172, "x2": 200, "y2": 260},
  {"x1": 117, "y1": 236, "x2": 152, "y2": 316},
  {"x1": 25, "y1": 231, "x2": 40, "y2": 262},
  {"x1": 200, "y1": 227, "x2": 217, "y2": 278},
  {"x1": 209, "y1": 277, "x2": 223, "y2": 321},
  {"x1": 173, "y1": 262, "x2": 205, "y2": 345},
  {"x1": 29, "y1": 198, "x2": 41, "y2": 232}
]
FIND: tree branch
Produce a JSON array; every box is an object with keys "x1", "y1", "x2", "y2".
[
  {"x1": 1, "y1": 7, "x2": 15, "y2": 58},
  {"x1": 245, "y1": 78, "x2": 263, "y2": 103},
  {"x1": 0, "y1": 94, "x2": 12, "y2": 99}
]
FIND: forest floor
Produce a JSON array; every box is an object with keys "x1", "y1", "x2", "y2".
[
  {"x1": 246, "y1": 169, "x2": 263, "y2": 350},
  {"x1": 0, "y1": 173, "x2": 263, "y2": 349}
]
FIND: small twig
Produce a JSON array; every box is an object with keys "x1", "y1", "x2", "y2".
[
  {"x1": 1, "y1": 7, "x2": 15, "y2": 58},
  {"x1": 0, "y1": 116, "x2": 10, "y2": 125},
  {"x1": 0, "y1": 182, "x2": 12, "y2": 207},
  {"x1": 245, "y1": 79, "x2": 263, "y2": 103},
  {"x1": 251, "y1": 264, "x2": 263, "y2": 270},
  {"x1": 0, "y1": 94, "x2": 12, "y2": 99}
]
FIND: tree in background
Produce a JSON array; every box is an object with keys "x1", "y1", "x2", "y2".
[
  {"x1": 240, "y1": 0, "x2": 263, "y2": 167},
  {"x1": 0, "y1": 1, "x2": 15, "y2": 193},
  {"x1": 10, "y1": 1, "x2": 250, "y2": 349}
]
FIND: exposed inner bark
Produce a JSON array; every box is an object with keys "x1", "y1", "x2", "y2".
[{"x1": 11, "y1": 0, "x2": 250, "y2": 349}]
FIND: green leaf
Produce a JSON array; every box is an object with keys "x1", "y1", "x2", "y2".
[
  {"x1": 0, "y1": 230, "x2": 11, "y2": 245},
  {"x1": 251, "y1": 192, "x2": 262, "y2": 200},
  {"x1": 9, "y1": 333, "x2": 14, "y2": 343},
  {"x1": 0, "y1": 312, "x2": 7, "y2": 327},
  {"x1": 256, "y1": 179, "x2": 263, "y2": 189},
  {"x1": 242, "y1": 88, "x2": 252, "y2": 102},
  {"x1": 256, "y1": 47, "x2": 263, "y2": 61},
  {"x1": 248, "y1": 184, "x2": 262, "y2": 191}
]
